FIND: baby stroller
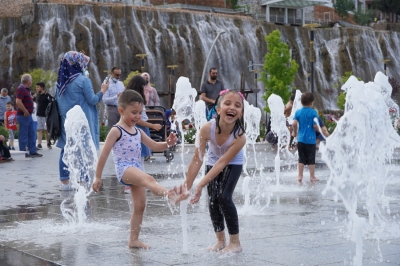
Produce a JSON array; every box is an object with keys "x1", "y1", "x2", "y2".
[{"x1": 146, "y1": 106, "x2": 174, "y2": 162}]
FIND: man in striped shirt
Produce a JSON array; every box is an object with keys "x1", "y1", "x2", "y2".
[{"x1": 15, "y1": 74, "x2": 42, "y2": 158}]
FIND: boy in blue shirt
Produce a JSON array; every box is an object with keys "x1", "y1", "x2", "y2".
[{"x1": 292, "y1": 92, "x2": 320, "y2": 182}]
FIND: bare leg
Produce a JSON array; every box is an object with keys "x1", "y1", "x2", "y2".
[
  {"x1": 220, "y1": 234, "x2": 242, "y2": 254},
  {"x1": 207, "y1": 231, "x2": 226, "y2": 252},
  {"x1": 37, "y1": 130, "x2": 42, "y2": 145},
  {"x1": 309, "y1": 164, "x2": 319, "y2": 182},
  {"x1": 122, "y1": 167, "x2": 188, "y2": 204},
  {"x1": 297, "y1": 163, "x2": 304, "y2": 182},
  {"x1": 128, "y1": 186, "x2": 150, "y2": 249}
]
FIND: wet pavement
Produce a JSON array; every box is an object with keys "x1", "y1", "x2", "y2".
[{"x1": 0, "y1": 142, "x2": 400, "y2": 265}]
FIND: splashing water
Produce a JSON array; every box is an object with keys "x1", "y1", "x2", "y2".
[
  {"x1": 193, "y1": 99, "x2": 208, "y2": 210},
  {"x1": 61, "y1": 105, "x2": 98, "y2": 226},
  {"x1": 171, "y1": 77, "x2": 198, "y2": 254},
  {"x1": 242, "y1": 100, "x2": 261, "y2": 209},
  {"x1": 267, "y1": 94, "x2": 292, "y2": 186},
  {"x1": 320, "y1": 72, "x2": 400, "y2": 265}
]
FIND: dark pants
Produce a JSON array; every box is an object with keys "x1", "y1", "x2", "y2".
[
  {"x1": 207, "y1": 164, "x2": 242, "y2": 235},
  {"x1": 16, "y1": 115, "x2": 36, "y2": 154},
  {"x1": 0, "y1": 141, "x2": 11, "y2": 158}
]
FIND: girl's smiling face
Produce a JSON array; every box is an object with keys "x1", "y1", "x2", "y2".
[
  {"x1": 119, "y1": 102, "x2": 143, "y2": 127},
  {"x1": 217, "y1": 92, "x2": 243, "y2": 123}
]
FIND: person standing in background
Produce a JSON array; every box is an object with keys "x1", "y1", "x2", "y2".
[
  {"x1": 141, "y1": 72, "x2": 160, "y2": 106},
  {"x1": 103, "y1": 67, "x2": 125, "y2": 132},
  {"x1": 35, "y1": 82, "x2": 52, "y2": 149},
  {"x1": 0, "y1": 88, "x2": 12, "y2": 126},
  {"x1": 200, "y1": 67, "x2": 224, "y2": 117},
  {"x1": 15, "y1": 74, "x2": 42, "y2": 158},
  {"x1": 56, "y1": 51, "x2": 109, "y2": 191}
]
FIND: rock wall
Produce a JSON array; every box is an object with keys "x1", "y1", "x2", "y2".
[
  {"x1": 0, "y1": 3, "x2": 399, "y2": 111},
  {"x1": 0, "y1": 0, "x2": 31, "y2": 17}
]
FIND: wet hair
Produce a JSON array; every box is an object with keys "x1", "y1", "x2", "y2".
[
  {"x1": 290, "y1": 93, "x2": 295, "y2": 101},
  {"x1": 209, "y1": 67, "x2": 217, "y2": 73},
  {"x1": 36, "y1": 82, "x2": 45, "y2": 89},
  {"x1": 301, "y1": 92, "x2": 314, "y2": 106},
  {"x1": 118, "y1": 90, "x2": 144, "y2": 109},
  {"x1": 215, "y1": 90, "x2": 245, "y2": 138},
  {"x1": 6, "y1": 101, "x2": 13, "y2": 106},
  {"x1": 125, "y1": 75, "x2": 147, "y2": 105}
]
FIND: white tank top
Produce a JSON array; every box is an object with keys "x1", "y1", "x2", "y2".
[{"x1": 206, "y1": 119, "x2": 244, "y2": 166}]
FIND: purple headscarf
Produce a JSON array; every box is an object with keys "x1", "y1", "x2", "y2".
[{"x1": 56, "y1": 51, "x2": 90, "y2": 96}]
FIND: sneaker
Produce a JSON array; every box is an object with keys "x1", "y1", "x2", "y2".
[
  {"x1": 59, "y1": 183, "x2": 73, "y2": 191},
  {"x1": 30, "y1": 152, "x2": 43, "y2": 158},
  {"x1": 149, "y1": 156, "x2": 156, "y2": 160},
  {"x1": 47, "y1": 143, "x2": 52, "y2": 149},
  {"x1": 25, "y1": 153, "x2": 32, "y2": 158},
  {"x1": 124, "y1": 186, "x2": 131, "y2": 194},
  {"x1": 11, "y1": 147, "x2": 15, "y2": 150},
  {"x1": 37, "y1": 144, "x2": 42, "y2": 149},
  {"x1": 8, "y1": 146, "x2": 11, "y2": 150}
]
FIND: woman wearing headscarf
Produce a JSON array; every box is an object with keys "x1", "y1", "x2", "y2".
[
  {"x1": 56, "y1": 51, "x2": 109, "y2": 191},
  {"x1": 141, "y1": 72, "x2": 160, "y2": 106}
]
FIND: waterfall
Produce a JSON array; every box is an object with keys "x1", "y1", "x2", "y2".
[{"x1": 1, "y1": 3, "x2": 400, "y2": 111}]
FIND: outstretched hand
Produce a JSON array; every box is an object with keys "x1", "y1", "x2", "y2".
[
  {"x1": 190, "y1": 186, "x2": 202, "y2": 204},
  {"x1": 166, "y1": 132, "x2": 178, "y2": 147}
]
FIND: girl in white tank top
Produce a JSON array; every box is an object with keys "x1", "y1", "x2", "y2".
[{"x1": 185, "y1": 90, "x2": 246, "y2": 254}]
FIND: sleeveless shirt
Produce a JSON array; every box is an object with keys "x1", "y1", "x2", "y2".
[
  {"x1": 206, "y1": 119, "x2": 244, "y2": 166},
  {"x1": 112, "y1": 125, "x2": 143, "y2": 181}
]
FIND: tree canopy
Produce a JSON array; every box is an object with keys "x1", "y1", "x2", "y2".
[
  {"x1": 260, "y1": 30, "x2": 299, "y2": 112},
  {"x1": 333, "y1": 0, "x2": 354, "y2": 21},
  {"x1": 24, "y1": 68, "x2": 57, "y2": 92}
]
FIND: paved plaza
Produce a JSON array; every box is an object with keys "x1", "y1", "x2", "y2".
[{"x1": 0, "y1": 143, "x2": 399, "y2": 265}]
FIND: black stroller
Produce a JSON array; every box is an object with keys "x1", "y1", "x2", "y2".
[{"x1": 145, "y1": 106, "x2": 175, "y2": 162}]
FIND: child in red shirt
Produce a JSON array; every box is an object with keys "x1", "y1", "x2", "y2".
[{"x1": 4, "y1": 101, "x2": 17, "y2": 150}]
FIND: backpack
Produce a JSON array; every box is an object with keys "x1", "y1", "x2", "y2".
[
  {"x1": 45, "y1": 95, "x2": 61, "y2": 144},
  {"x1": 207, "y1": 105, "x2": 217, "y2": 121}
]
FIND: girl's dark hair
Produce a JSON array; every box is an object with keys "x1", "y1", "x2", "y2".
[
  {"x1": 214, "y1": 90, "x2": 245, "y2": 138},
  {"x1": 125, "y1": 75, "x2": 147, "y2": 105}
]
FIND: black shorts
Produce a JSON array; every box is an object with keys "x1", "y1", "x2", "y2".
[{"x1": 297, "y1": 142, "x2": 316, "y2": 165}]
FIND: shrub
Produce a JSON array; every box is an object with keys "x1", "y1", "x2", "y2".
[
  {"x1": 123, "y1": 71, "x2": 141, "y2": 87},
  {"x1": 100, "y1": 125, "x2": 108, "y2": 142},
  {"x1": 183, "y1": 125, "x2": 196, "y2": 144},
  {"x1": 24, "y1": 68, "x2": 57, "y2": 92}
]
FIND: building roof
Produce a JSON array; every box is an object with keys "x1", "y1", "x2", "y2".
[{"x1": 261, "y1": 0, "x2": 331, "y2": 8}]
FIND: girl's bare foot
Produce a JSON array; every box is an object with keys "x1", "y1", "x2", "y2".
[
  {"x1": 297, "y1": 176, "x2": 303, "y2": 182},
  {"x1": 207, "y1": 241, "x2": 226, "y2": 252},
  {"x1": 310, "y1": 177, "x2": 319, "y2": 182},
  {"x1": 128, "y1": 240, "x2": 150, "y2": 249},
  {"x1": 220, "y1": 242, "x2": 242, "y2": 254}
]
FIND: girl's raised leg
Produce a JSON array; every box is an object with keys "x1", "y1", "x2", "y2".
[{"x1": 122, "y1": 167, "x2": 188, "y2": 203}]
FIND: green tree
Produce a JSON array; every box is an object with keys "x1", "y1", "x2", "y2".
[
  {"x1": 123, "y1": 70, "x2": 141, "y2": 87},
  {"x1": 354, "y1": 9, "x2": 376, "y2": 26},
  {"x1": 336, "y1": 71, "x2": 361, "y2": 111},
  {"x1": 24, "y1": 68, "x2": 57, "y2": 92},
  {"x1": 261, "y1": 30, "x2": 299, "y2": 113},
  {"x1": 374, "y1": 0, "x2": 400, "y2": 22},
  {"x1": 333, "y1": 0, "x2": 354, "y2": 22}
]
